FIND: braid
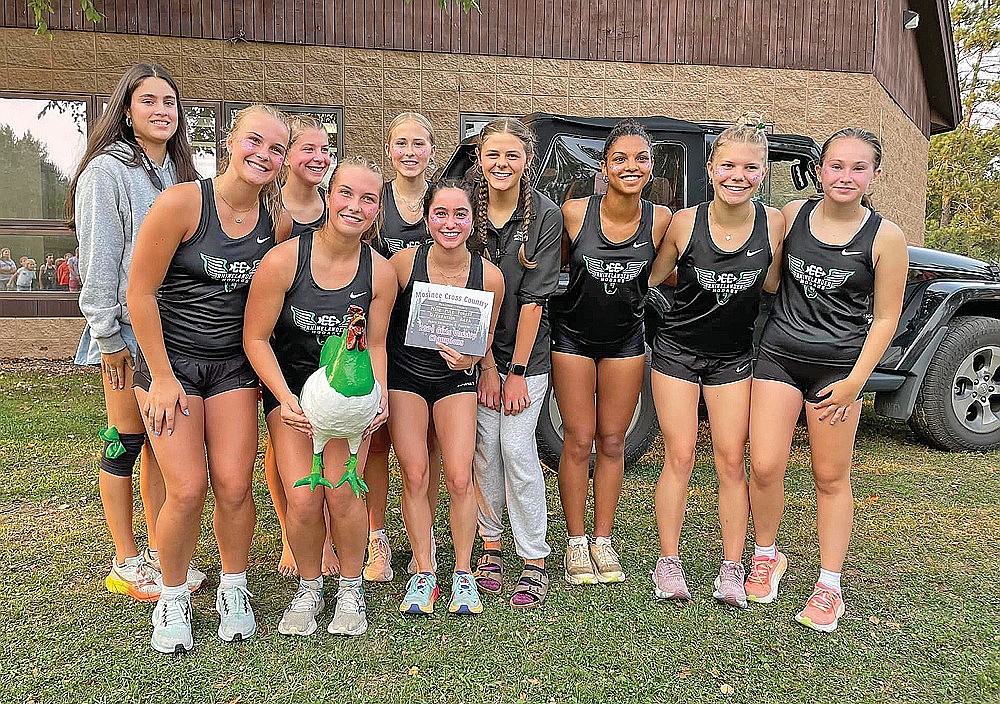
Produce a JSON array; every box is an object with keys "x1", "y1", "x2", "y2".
[
  {"x1": 475, "y1": 175, "x2": 491, "y2": 261},
  {"x1": 517, "y1": 177, "x2": 537, "y2": 269}
]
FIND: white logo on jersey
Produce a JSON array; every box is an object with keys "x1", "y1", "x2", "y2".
[
  {"x1": 788, "y1": 254, "x2": 855, "y2": 299},
  {"x1": 385, "y1": 237, "x2": 426, "y2": 255},
  {"x1": 693, "y1": 266, "x2": 762, "y2": 305},
  {"x1": 582, "y1": 255, "x2": 646, "y2": 295},
  {"x1": 200, "y1": 253, "x2": 261, "y2": 292},
  {"x1": 290, "y1": 306, "x2": 349, "y2": 345}
]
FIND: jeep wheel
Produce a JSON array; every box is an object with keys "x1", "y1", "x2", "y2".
[
  {"x1": 911, "y1": 316, "x2": 1000, "y2": 451},
  {"x1": 535, "y1": 356, "x2": 660, "y2": 471}
]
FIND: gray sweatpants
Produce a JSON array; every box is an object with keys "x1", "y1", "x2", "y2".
[{"x1": 473, "y1": 373, "x2": 551, "y2": 561}]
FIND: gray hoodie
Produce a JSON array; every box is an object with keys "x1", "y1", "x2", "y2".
[{"x1": 76, "y1": 142, "x2": 177, "y2": 354}]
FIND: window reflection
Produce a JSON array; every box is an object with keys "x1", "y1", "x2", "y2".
[{"x1": 0, "y1": 96, "x2": 90, "y2": 220}]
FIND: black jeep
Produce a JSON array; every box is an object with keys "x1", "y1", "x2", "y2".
[{"x1": 442, "y1": 113, "x2": 1000, "y2": 465}]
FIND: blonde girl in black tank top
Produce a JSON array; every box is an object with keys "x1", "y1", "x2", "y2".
[
  {"x1": 266, "y1": 115, "x2": 337, "y2": 579},
  {"x1": 364, "y1": 112, "x2": 440, "y2": 583},
  {"x1": 747, "y1": 129, "x2": 908, "y2": 632},
  {"x1": 245, "y1": 158, "x2": 397, "y2": 637},
  {"x1": 646, "y1": 117, "x2": 785, "y2": 608},
  {"x1": 552, "y1": 120, "x2": 671, "y2": 587},
  {"x1": 128, "y1": 105, "x2": 292, "y2": 654}
]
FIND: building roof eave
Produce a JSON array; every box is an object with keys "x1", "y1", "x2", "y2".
[{"x1": 913, "y1": 0, "x2": 962, "y2": 133}]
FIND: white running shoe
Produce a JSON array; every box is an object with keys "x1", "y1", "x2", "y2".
[
  {"x1": 106, "y1": 555, "x2": 161, "y2": 602},
  {"x1": 151, "y1": 591, "x2": 193, "y2": 654},
  {"x1": 143, "y1": 548, "x2": 207, "y2": 592},
  {"x1": 277, "y1": 583, "x2": 325, "y2": 637},
  {"x1": 216, "y1": 584, "x2": 256, "y2": 642},
  {"x1": 327, "y1": 580, "x2": 367, "y2": 636}
]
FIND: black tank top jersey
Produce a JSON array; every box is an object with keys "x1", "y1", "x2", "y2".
[
  {"x1": 761, "y1": 199, "x2": 881, "y2": 364},
  {"x1": 388, "y1": 243, "x2": 485, "y2": 381},
  {"x1": 374, "y1": 180, "x2": 431, "y2": 258},
  {"x1": 289, "y1": 187, "x2": 327, "y2": 238},
  {"x1": 660, "y1": 201, "x2": 771, "y2": 356},
  {"x1": 158, "y1": 178, "x2": 274, "y2": 360},
  {"x1": 271, "y1": 232, "x2": 374, "y2": 392},
  {"x1": 552, "y1": 196, "x2": 655, "y2": 347}
]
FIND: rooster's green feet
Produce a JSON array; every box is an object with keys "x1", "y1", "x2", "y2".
[
  {"x1": 335, "y1": 454, "x2": 369, "y2": 498},
  {"x1": 294, "y1": 453, "x2": 334, "y2": 492}
]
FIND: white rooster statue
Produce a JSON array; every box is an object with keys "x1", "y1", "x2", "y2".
[{"x1": 296, "y1": 305, "x2": 381, "y2": 498}]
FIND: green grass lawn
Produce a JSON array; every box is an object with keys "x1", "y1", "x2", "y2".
[{"x1": 1, "y1": 362, "x2": 998, "y2": 704}]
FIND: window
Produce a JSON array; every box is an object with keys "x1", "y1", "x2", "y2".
[
  {"x1": 760, "y1": 155, "x2": 819, "y2": 208},
  {"x1": 459, "y1": 113, "x2": 508, "y2": 142},
  {"x1": 535, "y1": 135, "x2": 687, "y2": 212},
  {"x1": 0, "y1": 93, "x2": 93, "y2": 222},
  {"x1": 0, "y1": 90, "x2": 345, "y2": 317}
]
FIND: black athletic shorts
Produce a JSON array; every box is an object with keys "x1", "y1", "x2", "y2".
[
  {"x1": 133, "y1": 348, "x2": 259, "y2": 399},
  {"x1": 550, "y1": 324, "x2": 646, "y2": 361},
  {"x1": 651, "y1": 334, "x2": 752, "y2": 386},
  {"x1": 753, "y1": 347, "x2": 857, "y2": 403},
  {"x1": 262, "y1": 381, "x2": 295, "y2": 417},
  {"x1": 388, "y1": 364, "x2": 478, "y2": 405}
]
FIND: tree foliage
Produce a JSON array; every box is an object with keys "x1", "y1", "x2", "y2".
[
  {"x1": 0, "y1": 125, "x2": 69, "y2": 220},
  {"x1": 925, "y1": 0, "x2": 1000, "y2": 261}
]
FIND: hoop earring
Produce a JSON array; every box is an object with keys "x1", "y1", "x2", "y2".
[
  {"x1": 125, "y1": 116, "x2": 133, "y2": 127},
  {"x1": 602, "y1": 174, "x2": 609, "y2": 184}
]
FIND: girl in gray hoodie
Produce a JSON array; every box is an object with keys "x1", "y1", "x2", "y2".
[{"x1": 69, "y1": 63, "x2": 202, "y2": 603}]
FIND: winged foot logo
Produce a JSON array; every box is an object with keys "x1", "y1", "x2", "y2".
[
  {"x1": 582, "y1": 255, "x2": 646, "y2": 295},
  {"x1": 788, "y1": 254, "x2": 855, "y2": 299},
  {"x1": 693, "y1": 266, "x2": 762, "y2": 305},
  {"x1": 290, "y1": 306, "x2": 353, "y2": 345},
  {"x1": 200, "y1": 253, "x2": 261, "y2": 293}
]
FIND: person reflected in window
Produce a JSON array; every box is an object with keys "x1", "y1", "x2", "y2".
[
  {"x1": 9, "y1": 258, "x2": 37, "y2": 291},
  {"x1": 39, "y1": 253, "x2": 58, "y2": 291},
  {"x1": 67, "y1": 247, "x2": 81, "y2": 292},
  {"x1": 55, "y1": 257, "x2": 70, "y2": 290},
  {"x1": 0, "y1": 248, "x2": 15, "y2": 288}
]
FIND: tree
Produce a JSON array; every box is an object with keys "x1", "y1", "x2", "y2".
[
  {"x1": 28, "y1": 0, "x2": 479, "y2": 36},
  {"x1": 925, "y1": 0, "x2": 1000, "y2": 261},
  {"x1": 0, "y1": 125, "x2": 70, "y2": 220}
]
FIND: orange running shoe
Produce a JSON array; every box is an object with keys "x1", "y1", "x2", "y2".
[
  {"x1": 744, "y1": 551, "x2": 787, "y2": 604},
  {"x1": 795, "y1": 583, "x2": 846, "y2": 632}
]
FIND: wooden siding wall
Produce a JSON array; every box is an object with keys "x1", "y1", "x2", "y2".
[
  {"x1": 874, "y1": 0, "x2": 930, "y2": 135},
  {"x1": 3, "y1": 0, "x2": 877, "y2": 73}
]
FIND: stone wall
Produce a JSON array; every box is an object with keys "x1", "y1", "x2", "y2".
[
  {"x1": 0, "y1": 27, "x2": 929, "y2": 241},
  {"x1": 0, "y1": 317, "x2": 85, "y2": 359}
]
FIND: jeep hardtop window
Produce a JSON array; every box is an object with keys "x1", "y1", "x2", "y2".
[{"x1": 535, "y1": 135, "x2": 686, "y2": 212}]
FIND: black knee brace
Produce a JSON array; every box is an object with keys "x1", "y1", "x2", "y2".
[{"x1": 98, "y1": 427, "x2": 145, "y2": 478}]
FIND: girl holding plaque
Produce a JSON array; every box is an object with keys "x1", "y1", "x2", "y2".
[{"x1": 388, "y1": 180, "x2": 504, "y2": 615}]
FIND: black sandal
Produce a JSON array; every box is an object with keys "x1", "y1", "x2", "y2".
[{"x1": 510, "y1": 564, "x2": 548, "y2": 608}]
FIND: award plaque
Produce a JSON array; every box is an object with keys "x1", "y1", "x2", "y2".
[{"x1": 404, "y1": 281, "x2": 494, "y2": 358}]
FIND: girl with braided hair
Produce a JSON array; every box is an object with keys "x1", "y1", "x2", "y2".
[
  {"x1": 470, "y1": 118, "x2": 563, "y2": 608},
  {"x1": 551, "y1": 119, "x2": 672, "y2": 586}
]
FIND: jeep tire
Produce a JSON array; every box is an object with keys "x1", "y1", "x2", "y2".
[{"x1": 911, "y1": 315, "x2": 1000, "y2": 451}]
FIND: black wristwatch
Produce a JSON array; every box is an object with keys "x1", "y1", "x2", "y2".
[{"x1": 508, "y1": 363, "x2": 527, "y2": 376}]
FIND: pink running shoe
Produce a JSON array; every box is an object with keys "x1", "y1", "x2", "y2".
[
  {"x1": 795, "y1": 583, "x2": 846, "y2": 632},
  {"x1": 712, "y1": 561, "x2": 748, "y2": 609},
  {"x1": 745, "y1": 551, "x2": 787, "y2": 604},
  {"x1": 651, "y1": 556, "x2": 691, "y2": 601}
]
